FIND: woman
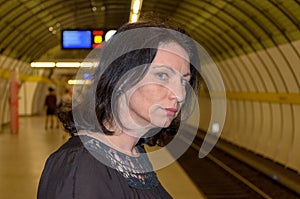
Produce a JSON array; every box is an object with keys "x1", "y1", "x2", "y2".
[{"x1": 38, "y1": 18, "x2": 201, "y2": 199}]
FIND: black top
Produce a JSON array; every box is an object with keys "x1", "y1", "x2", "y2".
[
  {"x1": 37, "y1": 135, "x2": 172, "y2": 199},
  {"x1": 45, "y1": 94, "x2": 57, "y2": 110}
]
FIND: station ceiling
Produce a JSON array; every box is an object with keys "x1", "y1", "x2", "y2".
[{"x1": 0, "y1": 0, "x2": 299, "y2": 63}]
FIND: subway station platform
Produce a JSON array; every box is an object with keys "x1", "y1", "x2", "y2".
[{"x1": 0, "y1": 116, "x2": 206, "y2": 199}]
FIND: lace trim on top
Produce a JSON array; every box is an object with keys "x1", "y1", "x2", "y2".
[{"x1": 81, "y1": 135, "x2": 159, "y2": 189}]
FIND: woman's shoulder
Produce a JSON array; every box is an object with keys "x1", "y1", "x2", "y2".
[
  {"x1": 57, "y1": 135, "x2": 83, "y2": 151},
  {"x1": 48, "y1": 135, "x2": 84, "y2": 160},
  {"x1": 47, "y1": 135, "x2": 106, "y2": 168},
  {"x1": 38, "y1": 136, "x2": 120, "y2": 198},
  {"x1": 40, "y1": 135, "x2": 113, "y2": 181}
]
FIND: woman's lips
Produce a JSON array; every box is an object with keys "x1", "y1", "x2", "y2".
[{"x1": 164, "y1": 108, "x2": 177, "y2": 116}]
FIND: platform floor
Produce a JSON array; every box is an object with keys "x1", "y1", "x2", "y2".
[{"x1": 0, "y1": 116, "x2": 206, "y2": 199}]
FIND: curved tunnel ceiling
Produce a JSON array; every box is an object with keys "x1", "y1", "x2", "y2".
[{"x1": 0, "y1": 0, "x2": 299, "y2": 63}]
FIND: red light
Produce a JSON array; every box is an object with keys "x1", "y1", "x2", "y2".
[
  {"x1": 93, "y1": 30, "x2": 104, "y2": 35},
  {"x1": 92, "y1": 43, "x2": 103, "y2": 48}
]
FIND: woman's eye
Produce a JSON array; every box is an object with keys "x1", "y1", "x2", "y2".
[
  {"x1": 181, "y1": 78, "x2": 188, "y2": 87},
  {"x1": 156, "y1": 72, "x2": 169, "y2": 81}
]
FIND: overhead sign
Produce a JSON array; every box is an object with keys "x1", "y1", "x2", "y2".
[{"x1": 61, "y1": 29, "x2": 116, "y2": 49}]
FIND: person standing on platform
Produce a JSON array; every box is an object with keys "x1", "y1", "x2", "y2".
[
  {"x1": 38, "y1": 15, "x2": 201, "y2": 199},
  {"x1": 58, "y1": 88, "x2": 72, "y2": 112},
  {"x1": 44, "y1": 87, "x2": 58, "y2": 129}
]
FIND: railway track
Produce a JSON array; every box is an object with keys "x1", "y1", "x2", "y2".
[{"x1": 173, "y1": 134, "x2": 300, "y2": 199}]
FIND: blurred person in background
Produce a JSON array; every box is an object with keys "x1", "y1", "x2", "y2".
[
  {"x1": 44, "y1": 87, "x2": 58, "y2": 129},
  {"x1": 58, "y1": 88, "x2": 72, "y2": 112}
]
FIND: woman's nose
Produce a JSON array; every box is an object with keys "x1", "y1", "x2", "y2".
[{"x1": 168, "y1": 81, "x2": 185, "y2": 103}]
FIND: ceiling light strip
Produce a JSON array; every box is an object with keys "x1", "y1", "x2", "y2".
[
  {"x1": 30, "y1": 62, "x2": 55, "y2": 68},
  {"x1": 30, "y1": 62, "x2": 96, "y2": 68},
  {"x1": 129, "y1": 0, "x2": 143, "y2": 23}
]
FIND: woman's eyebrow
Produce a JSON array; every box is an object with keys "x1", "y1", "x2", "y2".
[
  {"x1": 152, "y1": 65, "x2": 176, "y2": 74},
  {"x1": 183, "y1": 73, "x2": 191, "y2": 78}
]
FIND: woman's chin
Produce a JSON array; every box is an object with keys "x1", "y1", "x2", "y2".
[{"x1": 151, "y1": 118, "x2": 173, "y2": 128}]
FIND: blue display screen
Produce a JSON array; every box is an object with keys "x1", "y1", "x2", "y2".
[{"x1": 62, "y1": 30, "x2": 92, "y2": 49}]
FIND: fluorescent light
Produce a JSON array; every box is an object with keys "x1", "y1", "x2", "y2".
[
  {"x1": 56, "y1": 62, "x2": 81, "y2": 68},
  {"x1": 130, "y1": 14, "x2": 138, "y2": 23},
  {"x1": 30, "y1": 62, "x2": 95, "y2": 68},
  {"x1": 80, "y1": 62, "x2": 95, "y2": 67},
  {"x1": 30, "y1": 62, "x2": 55, "y2": 68},
  {"x1": 133, "y1": 0, "x2": 140, "y2": 14},
  {"x1": 68, "y1": 79, "x2": 91, "y2": 85},
  {"x1": 129, "y1": 0, "x2": 143, "y2": 23}
]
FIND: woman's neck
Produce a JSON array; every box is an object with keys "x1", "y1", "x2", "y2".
[
  {"x1": 103, "y1": 120, "x2": 151, "y2": 155},
  {"x1": 78, "y1": 129, "x2": 141, "y2": 156},
  {"x1": 106, "y1": 130, "x2": 140, "y2": 155}
]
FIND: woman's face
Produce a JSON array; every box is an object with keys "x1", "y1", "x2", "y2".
[{"x1": 119, "y1": 42, "x2": 191, "y2": 130}]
